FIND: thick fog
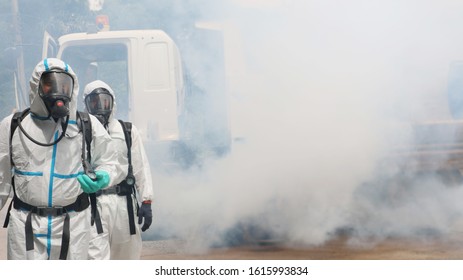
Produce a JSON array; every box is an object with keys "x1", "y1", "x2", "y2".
[
  {"x1": 141, "y1": 0, "x2": 463, "y2": 252},
  {"x1": 8, "y1": 0, "x2": 463, "y2": 252}
]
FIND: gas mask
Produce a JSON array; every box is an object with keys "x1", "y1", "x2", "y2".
[
  {"x1": 38, "y1": 71, "x2": 74, "y2": 120},
  {"x1": 84, "y1": 88, "x2": 114, "y2": 127}
]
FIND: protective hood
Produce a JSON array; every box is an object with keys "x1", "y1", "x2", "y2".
[
  {"x1": 83, "y1": 80, "x2": 117, "y2": 123},
  {"x1": 29, "y1": 58, "x2": 79, "y2": 120}
]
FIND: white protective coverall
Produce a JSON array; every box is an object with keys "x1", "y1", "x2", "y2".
[
  {"x1": 83, "y1": 80, "x2": 154, "y2": 260},
  {"x1": 0, "y1": 58, "x2": 119, "y2": 260}
]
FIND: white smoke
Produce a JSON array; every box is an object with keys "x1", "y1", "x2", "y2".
[
  {"x1": 146, "y1": 0, "x2": 463, "y2": 252},
  {"x1": 12, "y1": 0, "x2": 460, "y2": 253}
]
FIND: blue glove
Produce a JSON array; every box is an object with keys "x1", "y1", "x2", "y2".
[
  {"x1": 138, "y1": 202, "x2": 153, "y2": 232},
  {"x1": 77, "y1": 170, "x2": 110, "y2": 193}
]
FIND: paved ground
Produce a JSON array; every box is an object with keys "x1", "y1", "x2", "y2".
[
  {"x1": 2, "y1": 201, "x2": 463, "y2": 260},
  {"x1": 140, "y1": 234, "x2": 463, "y2": 260},
  {"x1": 4, "y1": 230, "x2": 463, "y2": 260}
]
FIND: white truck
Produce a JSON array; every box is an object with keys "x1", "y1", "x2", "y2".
[{"x1": 41, "y1": 28, "x2": 231, "y2": 169}]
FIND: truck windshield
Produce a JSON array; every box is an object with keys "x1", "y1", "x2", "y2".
[{"x1": 61, "y1": 43, "x2": 129, "y2": 120}]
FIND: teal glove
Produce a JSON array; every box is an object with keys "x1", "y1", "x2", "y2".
[{"x1": 77, "y1": 170, "x2": 110, "y2": 193}]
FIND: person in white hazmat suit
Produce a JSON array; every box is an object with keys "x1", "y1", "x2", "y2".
[
  {"x1": 0, "y1": 58, "x2": 120, "y2": 260},
  {"x1": 83, "y1": 80, "x2": 153, "y2": 260}
]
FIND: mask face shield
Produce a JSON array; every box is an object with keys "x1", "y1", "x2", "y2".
[
  {"x1": 38, "y1": 71, "x2": 74, "y2": 119},
  {"x1": 39, "y1": 71, "x2": 74, "y2": 99},
  {"x1": 84, "y1": 88, "x2": 113, "y2": 125}
]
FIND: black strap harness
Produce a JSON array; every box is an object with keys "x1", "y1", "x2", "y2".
[
  {"x1": 96, "y1": 120, "x2": 137, "y2": 235},
  {"x1": 14, "y1": 192, "x2": 89, "y2": 260},
  {"x1": 2, "y1": 110, "x2": 102, "y2": 260},
  {"x1": 77, "y1": 112, "x2": 103, "y2": 235}
]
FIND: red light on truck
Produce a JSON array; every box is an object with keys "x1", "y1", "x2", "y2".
[{"x1": 96, "y1": 15, "x2": 110, "y2": 31}]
